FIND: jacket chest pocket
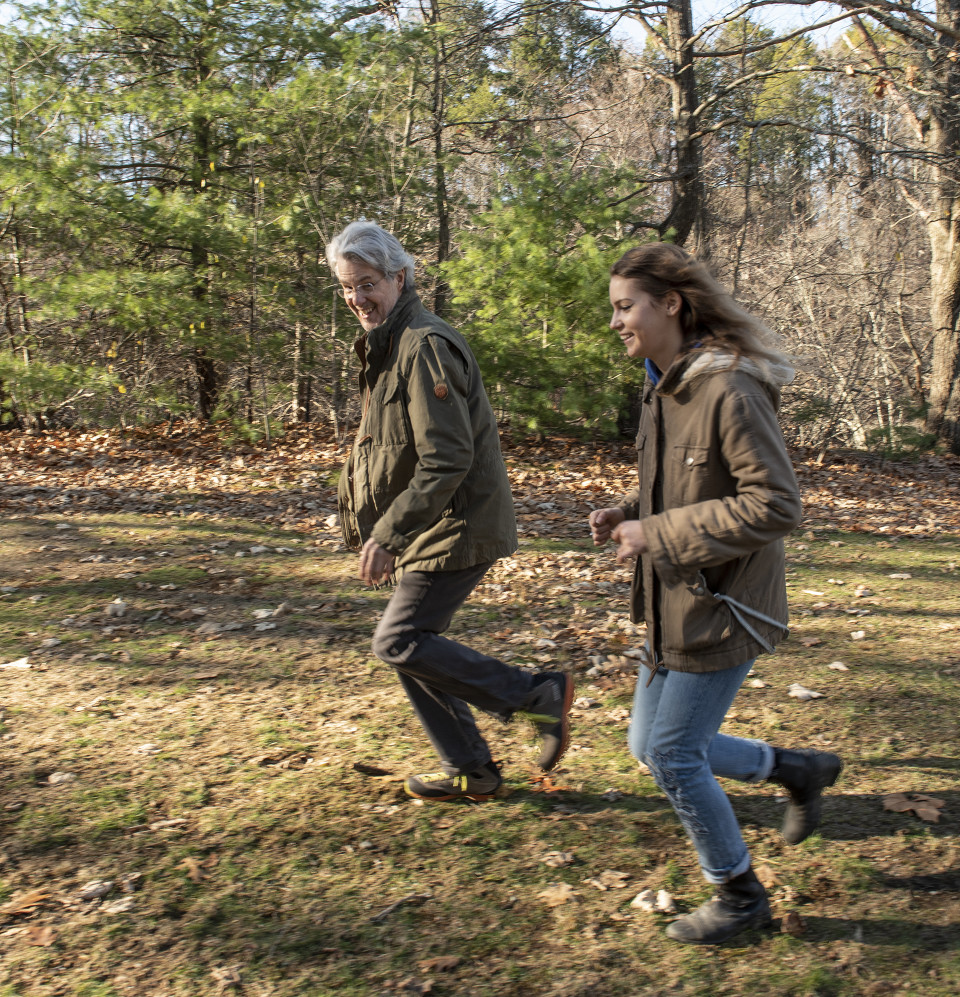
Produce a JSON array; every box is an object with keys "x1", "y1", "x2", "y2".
[
  {"x1": 670, "y1": 444, "x2": 712, "y2": 503},
  {"x1": 367, "y1": 373, "x2": 411, "y2": 446},
  {"x1": 673, "y1": 444, "x2": 710, "y2": 469}
]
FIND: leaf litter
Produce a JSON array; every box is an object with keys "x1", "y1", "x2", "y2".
[{"x1": 1, "y1": 426, "x2": 959, "y2": 995}]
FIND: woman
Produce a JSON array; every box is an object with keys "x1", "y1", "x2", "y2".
[{"x1": 589, "y1": 243, "x2": 841, "y2": 945}]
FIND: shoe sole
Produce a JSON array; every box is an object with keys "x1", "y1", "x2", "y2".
[
  {"x1": 666, "y1": 910, "x2": 773, "y2": 945},
  {"x1": 540, "y1": 673, "x2": 575, "y2": 772},
  {"x1": 403, "y1": 788, "x2": 498, "y2": 802}
]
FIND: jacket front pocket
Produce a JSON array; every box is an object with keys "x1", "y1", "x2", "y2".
[
  {"x1": 668, "y1": 585, "x2": 733, "y2": 652},
  {"x1": 374, "y1": 374, "x2": 412, "y2": 446},
  {"x1": 672, "y1": 444, "x2": 709, "y2": 469},
  {"x1": 670, "y1": 444, "x2": 711, "y2": 505}
]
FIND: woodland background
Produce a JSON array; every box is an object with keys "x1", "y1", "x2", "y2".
[{"x1": 2, "y1": 0, "x2": 959, "y2": 456}]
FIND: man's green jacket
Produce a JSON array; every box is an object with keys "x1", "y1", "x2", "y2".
[{"x1": 338, "y1": 286, "x2": 518, "y2": 573}]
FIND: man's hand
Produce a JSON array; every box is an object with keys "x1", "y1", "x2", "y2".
[
  {"x1": 589, "y1": 506, "x2": 626, "y2": 545},
  {"x1": 359, "y1": 538, "x2": 395, "y2": 586},
  {"x1": 611, "y1": 520, "x2": 648, "y2": 561}
]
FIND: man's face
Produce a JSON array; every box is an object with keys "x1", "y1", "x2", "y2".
[{"x1": 336, "y1": 259, "x2": 405, "y2": 332}]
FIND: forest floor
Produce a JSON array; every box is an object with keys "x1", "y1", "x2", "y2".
[{"x1": 1, "y1": 424, "x2": 959, "y2": 997}]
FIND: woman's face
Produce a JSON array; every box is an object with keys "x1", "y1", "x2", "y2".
[
  {"x1": 609, "y1": 276, "x2": 684, "y2": 371},
  {"x1": 336, "y1": 259, "x2": 405, "y2": 332}
]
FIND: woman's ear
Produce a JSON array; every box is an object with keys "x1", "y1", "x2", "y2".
[{"x1": 663, "y1": 290, "x2": 682, "y2": 316}]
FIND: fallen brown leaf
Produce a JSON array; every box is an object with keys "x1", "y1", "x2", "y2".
[
  {"x1": 882, "y1": 793, "x2": 945, "y2": 822},
  {"x1": 394, "y1": 978, "x2": 433, "y2": 995},
  {"x1": 541, "y1": 850, "x2": 575, "y2": 869},
  {"x1": 755, "y1": 864, "x2": 780, "y2": 889},
  {"x1": 353, "y1": 762, "x2": 393, "y2": 776},
  {"x1": 1, "y1": 890, "x2": 53, "y2": 916},
  {"x1": 781, "y1": 911, "x2": 806, "y2": 936},
  {"x1": 583, "y1": 869, "x2": 631, "y2": 891},
  {"x1": 24, "y1": 924, "x2": 57, "y2": 946},
  {"x1": 417, "y1": 956, "x2": 461, "y2": 972},
  {"x1": 178, "y1": 858, "x2": 205, "y2": 883},
  {"x1": 529, "y1": 774, "x2": 571, "y2": 794},
  {"x1": 538, "y1": 883, "x2": 578, "y2": 907},
  {"x1": 211, "y1": 965, "x2": 243, "y2": 992}
]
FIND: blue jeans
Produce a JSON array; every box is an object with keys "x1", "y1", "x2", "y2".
[{"x1": 629, "y1": 660, "x2": 775, "y2": 884}]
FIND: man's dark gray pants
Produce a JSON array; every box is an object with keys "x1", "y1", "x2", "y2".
[{"x1": 372, "y1": 562, "x2": 536, "y2": 775}]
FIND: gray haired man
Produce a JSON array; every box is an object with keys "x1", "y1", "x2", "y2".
[{"x1": 328, "y1": 221, "x2": 573, "y2": 800}]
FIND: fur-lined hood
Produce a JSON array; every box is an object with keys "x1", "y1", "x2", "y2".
[{"x1": 659, "y1": 347, "x2": 795, "y2": 396}]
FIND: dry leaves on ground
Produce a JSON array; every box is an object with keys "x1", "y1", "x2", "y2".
[
  {"x1": 882, "y1": 793, "x2": 946, "y2": 823},
  {"x1": 781, "y1": 911, "x2": 806, "y2": 936},
  {"x1": 417, "y1": 956, "x2": 460, "y2": 972},
  {"x1": 583, "y1": 869, "x2": 631, "y2": 891},
  {"x1": 538, "y1": 883, "x2": 579, "y2": 907}
]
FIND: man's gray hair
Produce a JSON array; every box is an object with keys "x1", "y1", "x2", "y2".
[{"x1": 326, "y1": 221, "x2": 416, "y2": 288}]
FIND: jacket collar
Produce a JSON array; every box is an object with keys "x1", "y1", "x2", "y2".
[
  {"x1": 654, "y1": 347, "x2": 793, "y2": 397},
  {"x1": 358, "y1": 285, "x2": 422, "y2": 372}
]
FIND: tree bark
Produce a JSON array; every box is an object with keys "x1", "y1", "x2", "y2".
[
  {"x1": 661, "y1": 0, "x2": 706, "y2": 251},
  {"x1": 924, "y1": 0, "x2": 960, "y2": 452},
  {"x1": 429, "y1": 0, "x2": 451, "y2": 317}
]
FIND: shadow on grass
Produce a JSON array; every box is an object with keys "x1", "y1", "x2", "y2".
[
  {"x1": 879, "y1": 865, "x2": 960, "y2": 892},
  {"x1": 876, "y1": 755, "x2": 960, "y2": 771},
  {"x1": 468, "y1": 784, "x2": 959, "y2": 846},
  {"x1": 732, "y1": 789, "x2": 959, "y2": 842},
  {"x1": 800, "y1": 914, "x2": 960, "y2": 949}
]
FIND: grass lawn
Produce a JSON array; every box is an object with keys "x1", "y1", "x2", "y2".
[{"x1": 0, "y1": 430, "x2": 958, "y2": 996}]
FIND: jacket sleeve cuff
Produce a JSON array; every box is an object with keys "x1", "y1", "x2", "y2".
[
  {"x1": 618, "y1": 488, "x2": 640, "y2": 520},
  {"x1": 370, "y1": 523, "x2": 409, "y2": 556},
  {"x1": 643, "y1": 515, "x2": 696, "y2": 588}
]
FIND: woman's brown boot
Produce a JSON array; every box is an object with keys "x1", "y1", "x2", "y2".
[
  {"x1": 665, "y1": 868, "x2": 772, "y2": 945},
  {"x1": 768, "y1": 748, "x2": 843, "y2": 844}
]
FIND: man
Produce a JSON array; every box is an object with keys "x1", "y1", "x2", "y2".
[{"x1": 329, "y1": 221, "x2": 573, "y2": 801}]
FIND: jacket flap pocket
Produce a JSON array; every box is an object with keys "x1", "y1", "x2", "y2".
[
  {"x1": 379, "y1": 372, "x2": 404, "y2": 403},
  {"x1": 635, "y1": 430, "x2": 646, "y2": 451},
  {"x1": 673, "y1": 444, "x2": 709, "y2": 468}
]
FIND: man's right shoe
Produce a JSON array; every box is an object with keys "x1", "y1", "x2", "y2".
[
  {"x1": 768, "y1": 747, "x2": 843, "y2": 845},
  {"x1": 517, "y1": 672, "x2": 574, "y2": 771},
  {"x1": 404, "y1": 761, "x2": 502, "y2": 802}
]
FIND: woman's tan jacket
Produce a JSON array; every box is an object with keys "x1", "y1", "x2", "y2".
[{"x1": 618, "y1": 348, "x2": 802, "y2": 674}]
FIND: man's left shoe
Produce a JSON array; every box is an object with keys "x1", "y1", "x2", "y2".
[
  {"x1": 665, "y1": 867, "x2": 772, "y2": 945},
  {"x1": 768, "y1": 747, "x2": 843, "y2": 845},
  {"x1": 404, "y1": 761, "x2": 502, "y2": 802},
  {"x1": 517, "y1": 672, "x2": 574, "y2": 771}
]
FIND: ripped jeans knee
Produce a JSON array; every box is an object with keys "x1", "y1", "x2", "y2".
[{"x1": 645, "y1": 747, "x2": 712, "y2": 841}]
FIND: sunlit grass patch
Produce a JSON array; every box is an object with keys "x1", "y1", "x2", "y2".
[{"x1": 0, "y1": 512, "x2": 958, "y2": 995}]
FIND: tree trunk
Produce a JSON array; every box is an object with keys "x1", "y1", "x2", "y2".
[
  {"x1": 293, "y1": 320, "x2": 314, "y2": 423},
  {"x1": 430, "y1": 0, "x2": 451, "y2": 317},
  {"x1": 926, "y1": 229, "x2": 960, "y2": 453},
  {"x1": 661, "y1": 0, "x2": 706, "y2": 251},
  {"x1": 189, "y1": 33, "x2": 220, "y2": 422},
  {"x1": 923, "y1": 0, "x2": 960, "y2": 453},
  {"x1": 194, "y1": 345, "x2": 218, "y2": 421}
]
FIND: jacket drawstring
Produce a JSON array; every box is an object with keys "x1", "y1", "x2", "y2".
[{"x1": 693, "y1": 572, "x2": 788, "y2": 654}]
